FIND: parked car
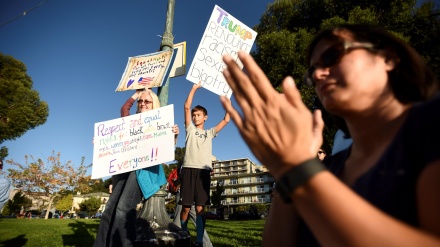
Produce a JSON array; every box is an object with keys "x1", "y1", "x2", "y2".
[
  {"x1": 204, "y1": 212, "x2": 218, "y2": 220},
  {"x1": 77, "y1": 212, "x2": 90, "y2": 219},
  {"x1": 228, "y1": 211, "x2": 253, "y2": 220},
  {"x1": 91, "y1": 212, "x2": 102, "y2": 219}
]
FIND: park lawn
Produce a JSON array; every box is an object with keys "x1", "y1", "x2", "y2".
[{"x1": 0, "y1": 218, "x2": 265, "y2": 247}]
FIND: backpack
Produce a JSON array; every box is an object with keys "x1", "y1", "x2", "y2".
[{"x1": 166, "y1": 168, "x2": 179, "y2": 194}]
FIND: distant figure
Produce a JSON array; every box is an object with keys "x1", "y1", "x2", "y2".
[
  {"x1": 108, "y1": 184, "x2": 113, "y2": 194},
  {"x1": 317, "y1": 148, "x2": 326, "y2": 161}
]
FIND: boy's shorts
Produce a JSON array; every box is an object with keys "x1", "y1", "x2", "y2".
[{"x1": 179, "y1": 167, "x2": 211, "y2": 206}]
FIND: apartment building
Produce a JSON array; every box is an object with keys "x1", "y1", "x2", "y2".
[
  {"x1": 72, "y1": 192, "x2": 110, "y2": 214},
  {"x1": 210, "y1": 158, "x2": 275, "y2": 212}
]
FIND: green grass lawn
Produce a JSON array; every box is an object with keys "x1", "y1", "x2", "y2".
[{"x1": 0, "y1": 218, "x2": 265, "y2": 247}]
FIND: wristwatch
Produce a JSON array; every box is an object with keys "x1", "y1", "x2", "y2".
[{"x1": 276, "y1": 158, "x2": 326, "y2": 203}]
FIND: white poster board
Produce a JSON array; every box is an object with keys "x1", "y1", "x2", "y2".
[
  {"x1": 92, "y1": 104, "x2": 175, "y2": 179},
  {"x1": 186, "y1": 5, "x2": 257, "y2": 98},
  {"x1": 115, "y1": 50, "x2": 176, "y2": 91},
  {"x1": 169, "y1": 42, "x2": 187, "y2": 78}
]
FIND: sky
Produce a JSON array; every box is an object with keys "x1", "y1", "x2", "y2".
[{"x1": 0, "y1": 0, "x2": 274, "y2": 177}]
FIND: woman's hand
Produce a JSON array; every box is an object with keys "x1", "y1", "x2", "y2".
[
  {"x1": 221, "y1": 51, "x2": 324, "y2": 179},
  {"x1": 172, "y1": 124, "x2": 179, "y2": 144},
  {"x1": 172, "y1": 124, "x2": 179, "y2": 135}
]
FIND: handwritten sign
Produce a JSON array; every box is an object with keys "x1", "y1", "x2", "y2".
[
  {"x1": 91, "y1": 104, "x2": 175, "y2": 179},
  {"x1": 186, "y1": 5, "x2": 257, "y2": 98},
  {"x1": 115, "y1": 50, "x2": 177, "y2": 92}
]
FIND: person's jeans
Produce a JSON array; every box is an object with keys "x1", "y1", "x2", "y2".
[
  {"x1": 94, "y1": 171, "x2": 142, "y2": 247},
  {"x1": 173, "y1": 193, "x2": 213, "y2": 247}
]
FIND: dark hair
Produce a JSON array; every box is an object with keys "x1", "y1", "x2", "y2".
[
  {"x1": 306, "y1": 24, "x2": 440, "y2": 136},
  {"x1": 192, "y1": 105, "x2": 208, "y2": 116}
]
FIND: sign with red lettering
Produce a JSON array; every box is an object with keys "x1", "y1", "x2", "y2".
[
  {"x1": 91, "y1": 104, "x2": 175, "y2": 179},
  {"x1": 115, "y1": 50, "x2": 176, "y2": 91},
  {"x1": 186, "y1": 5, "x2": 257, "y2": 98}
]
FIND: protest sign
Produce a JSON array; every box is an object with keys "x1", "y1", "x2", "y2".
[
  {"x1": 92, "y1": 104, "x2": 175, "y2": 179},
  {"x1": 186, "y1": 5, "x2": 257, "y2": 98},
  {"x1": 115, "y1": 50, "x2": 177, "y2": 92}
]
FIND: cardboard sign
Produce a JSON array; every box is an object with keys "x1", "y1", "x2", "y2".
[
  {"x1": 186, "y1": 5, "x2": 257, "y2": 98},
  {"x1": 92, "y1": 105, "x2": 175, "y2": 179},
  {"x1": 115, "y1": 50, "x2": 177, "y2": 91}
]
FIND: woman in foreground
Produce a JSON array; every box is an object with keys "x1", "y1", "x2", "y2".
[{"x1": 220, "y1": 24, "x2": 440, "y2": 246}]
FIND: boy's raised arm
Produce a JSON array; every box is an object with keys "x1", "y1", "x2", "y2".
[
  {"x1": 184, "y1": 82, "x2": 202, "y2": 127},
  {"x1": 215, "y1": 98, "x2": 231, "y2": 133}
]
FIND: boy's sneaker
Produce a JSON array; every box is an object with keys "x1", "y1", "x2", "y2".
[{"x1": 193, "y1": 242, "x2": 203, "y2": 247}]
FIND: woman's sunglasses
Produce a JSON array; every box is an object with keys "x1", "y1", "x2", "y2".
[
  {"x1": 138, "y1": 99, "x2": 153, "y2": 104},
  {"x1": 304, "y1": 41, "x2": 376, "y2": 86}
]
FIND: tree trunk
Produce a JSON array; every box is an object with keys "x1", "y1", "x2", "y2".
[{"x1": 44, "y1": 199, "x2": 53, "y2": 220}]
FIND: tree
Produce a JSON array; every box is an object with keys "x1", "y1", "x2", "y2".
[
  {"x1": 252, "y1": 0, "x2": 440, "y2": 151},
  {"x1": 0, "y1": 53, "x2": 49, "y2": 157},
  {"x1": 55, "y1": 194, "x2": 73, "y2": 216},
  {"x1": 2, "y1": 191, "x2": 32, "y2": 215},
  {"x1": 78, "y1": 197, "x2": 101, "y2": 215},
  {"x1": 0, "y1": 147, "x2": 8, "y2": 160},
  {"x1": 88, "y1": 178, "x2": 107, "y2": 193},
  {"x1": 6, "y1": 151, "x2": 93, "y2": 219},
  {"x1": 210, "y1": 182, "x2": 225, "y2": 208}
]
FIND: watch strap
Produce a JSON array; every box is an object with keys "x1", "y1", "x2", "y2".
[{"x1": 276, "y1": 158, "x2": 326, "y2": 203}]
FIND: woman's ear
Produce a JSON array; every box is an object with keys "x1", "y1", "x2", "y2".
[{"x1": 384, "y1": 49, "x2": 400, "y2": 72}]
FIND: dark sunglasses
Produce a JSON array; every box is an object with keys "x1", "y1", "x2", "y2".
[
  {"x1": 137, "y1": 99, "x2": 153, "y2": 104},
  {"x1": 304, "y1": 41, "x2": 376, "y2": 86}
]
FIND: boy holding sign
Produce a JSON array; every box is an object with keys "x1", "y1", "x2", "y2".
[{"x1": 179, "y1": 82, "x2": 230, "y2": 246}]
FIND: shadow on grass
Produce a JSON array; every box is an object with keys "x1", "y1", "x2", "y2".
[
  {"x1": 0, "y1": 234, "x2": 27, "y2": 247},
  {"x1": 62, "y1": 220, "x2": 99, "y2": 247}
]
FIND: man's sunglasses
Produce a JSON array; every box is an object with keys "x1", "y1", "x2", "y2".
[
  {"x1": 138, "y1": 99, "x2": 153, "y2": 104},
  {"x1": 304, "y1": 41, "x2": 376, "y2": 86}
]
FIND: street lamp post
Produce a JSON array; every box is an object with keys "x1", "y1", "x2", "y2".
[
  {"x1": 157, "y1": 0, "x2": 175, "y2": 106},
  {"x1": 134, "y1": 1, "x2": 190, "y2": 246}
]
